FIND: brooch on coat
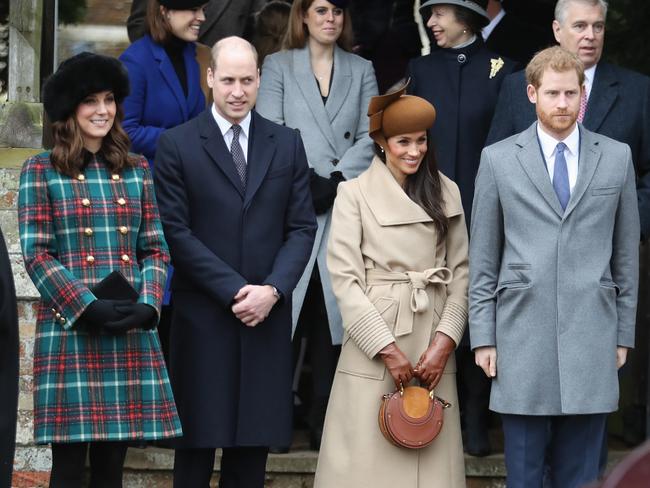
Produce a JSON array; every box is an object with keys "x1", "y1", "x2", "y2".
[{"x1": 490, "y1": 57, "x2": 505, "y2": 79}]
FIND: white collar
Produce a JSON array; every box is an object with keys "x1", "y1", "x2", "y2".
[
  {"x1": 482, "y1": 9, "x2": 506, "y2": 40},
  {"x1": 211, "y1": 105, "x2": 252, "y2": 139},
  {"x1": 536, "y1": 121, "x2": 580, "y2": 159}
]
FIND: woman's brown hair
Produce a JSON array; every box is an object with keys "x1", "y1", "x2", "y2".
[
  {"x1": 50, "y1": 104, "x2": 137, "y2": 177},
  {"x1": 146, "y1": 0, "x2": 174, "y2": 44},
  {"x1": 283, "y1": 0, "x2": 353, "y2": 51},
  {"x1": 374, "y1": 137, "x2": 448, "y2": 241}
]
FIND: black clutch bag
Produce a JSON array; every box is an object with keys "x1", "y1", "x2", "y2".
[{"x1": 92, "y1": 271, "x2": 139, "y2": 301}]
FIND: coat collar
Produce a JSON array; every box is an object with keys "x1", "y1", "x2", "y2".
[
  {"x1": 583, "y1": 62, "x2": 619, "y2": 133},
  {"x1": 515, "y1": 122, "x2": 602, "y2": 219},
  {"x1": 292, "y1": 45, "x2": 352, "y2": 152},
  {"x1": 147, "y1": 35, "x2": 201, "y2": 121},
  {"x1": 198, "y1": 109, "x2": 276, "y2": 207},
  {"x1": 358, "y1": 157, "x2": 462, "y2": 226}
]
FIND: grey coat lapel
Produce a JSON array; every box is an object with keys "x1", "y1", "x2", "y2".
[
  {"x1": 563, "y1": 126, "x2": 601, "y2": 217},
  {"x1": 583, "y1": 63, "x2": 618, "y2": 133},
  {"x1": 515, "y1": 123, "x2": 564, "y2": 218},
  {"x1": 292, "y1": 47, "x2": 337, "y2": 151},
  {"x1": 325, "y1": 46, "x2": 352, "y2": 123}
]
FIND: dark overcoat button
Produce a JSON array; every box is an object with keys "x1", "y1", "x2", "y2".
[
  {"x1": 457, "y1": 53, "x2": 467, "y2": 64},
  {"x1": 344, "y1": 131, "x2": 351, "y2": 139},
  {"x1": 331, "y1": 159, "x2": 339, "y2": 166}
]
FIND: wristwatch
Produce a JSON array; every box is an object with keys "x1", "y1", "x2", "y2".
[{"x1": 268, "y1": 285, "x2": 282, "y2": 300}]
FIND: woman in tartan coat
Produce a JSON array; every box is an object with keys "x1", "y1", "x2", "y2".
[{"x1": 18, "y1": 52, "x2": 181, "y2": 487}]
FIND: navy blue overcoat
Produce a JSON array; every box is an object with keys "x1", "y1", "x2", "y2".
[{"x1": 154, "y1": 109, "x2": 317, "y2": 448}]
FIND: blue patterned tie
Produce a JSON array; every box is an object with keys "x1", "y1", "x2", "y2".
[
  {"x1": 230, "y1": 124, "x2": 247, "y2": 188},
  {"x1": 553, "y1": 142, "x2": 570, "y2": 210}
]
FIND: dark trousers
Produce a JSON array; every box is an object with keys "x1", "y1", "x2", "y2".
[
  {"x1": 501, "y1": 413, "x2": 607, "y2": 488},
  {"x1": 173, "y1": 447, "x2": 269, "y2": 488},
  {"x1": 294, "y1": 266, "x2": 340, "y2": 432},
  {"x1": 49, "y1": 442, "x2": 128, "y2": 488}
]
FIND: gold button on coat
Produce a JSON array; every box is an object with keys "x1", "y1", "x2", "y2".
[
  {"x1": 84, "y1": 228, "x2": 93, "y2": 236},
  {"x1": 86, "y1": 255, "x2": 95, "y2": 264},
  {"x1": 112, "y1": 174, "x2": 120, "y2": 181},
  {"x1": 117, "y1": 198, "x2": 126, "y2": 206},
  {"x1": 55, "y1": 313, "x2": 61, "y2": 319},
  {"x1": 77, "y1": 174, "x2": 85, "y2": 181},
  {"x1": 81, "y1": 198, "x2": 91, "y2": 207},
  {"x1": 119, "y1": 226, "x2": 128, "y2": 235},
  {"x1": 121, "y1": 254, "x2": 130, "y2": 262},
  {"x1": 59, "y1": 317, "x2": 66, "y2": 324}
]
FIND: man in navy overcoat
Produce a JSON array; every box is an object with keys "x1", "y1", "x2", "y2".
[
  {"x1": 487, "y1": 0, "x2": 650, "y2": 238},
  {"x1": 154, "y1": 36, "x2": 316, "y2": 488}
]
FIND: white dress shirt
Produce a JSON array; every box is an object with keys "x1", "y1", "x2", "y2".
[
  {"x1": 537, "y1": 122, "x2": 580, "y2": 192},
  {"x1": 211, "y1": 105, "x2": 251, "y2": 162},
  {"x1": 482, "y1": 9, "x2": 506, "y2": 40}
]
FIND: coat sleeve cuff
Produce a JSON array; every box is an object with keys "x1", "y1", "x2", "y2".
[
  {"x1": 617, "y1": 328, "x2": 635, "y2": 348},
  {"x1": 347, "y1": 308, "x2": 395, "y2": 359},
  {"x1": 435, "y1": 299, "x2": 467, "y2": 346}
]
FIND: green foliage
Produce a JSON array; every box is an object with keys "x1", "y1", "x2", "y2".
[
  {"x1": 604, "y1": 0, "x2": 650, "y2": 75},
  {"x1": 58, "y1": 0, "x2": 87, "y2": 25}
]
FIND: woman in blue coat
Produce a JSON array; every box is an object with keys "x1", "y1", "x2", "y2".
[
  {"x1": 119, "y1": 0, "x2": 208, "y2": 164},
  {"x1": 407, "y1": 0, "x2": 517, "y2": 457}
]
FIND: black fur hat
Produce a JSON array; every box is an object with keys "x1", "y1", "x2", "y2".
[{"x1": 42, "y1": 52, "x2": 130, "y2": 122}]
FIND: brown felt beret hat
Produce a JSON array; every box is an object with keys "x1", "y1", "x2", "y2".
[{"x1": 368, "y1": 80, "x2": 436, "y2": 146}]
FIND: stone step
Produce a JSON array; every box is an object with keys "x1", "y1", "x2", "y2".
[{"x1": 13, "y1": 445, "x2": 630, "y2": 488}]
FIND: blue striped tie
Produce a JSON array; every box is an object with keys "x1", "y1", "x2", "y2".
[{"x1": 553, "y1": 142, "x2": 570, "y2": 210}]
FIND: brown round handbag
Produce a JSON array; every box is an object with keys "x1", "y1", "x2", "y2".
[{"x1": 378, "y1": 385, "x2": 451, "y2": 449}]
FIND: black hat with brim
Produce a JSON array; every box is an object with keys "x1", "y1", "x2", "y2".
[{"x1": 42, "y1": 52, "x2": 130, "y2": 123}]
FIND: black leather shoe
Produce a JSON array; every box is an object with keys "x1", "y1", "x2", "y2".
[{"x1": 309, "y1": 427, "x2": 323, "y2": 451}]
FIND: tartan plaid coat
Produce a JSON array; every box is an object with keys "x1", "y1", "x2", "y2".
[{"x1": 18, "y1": 151, "x2": 182, "y2": 444}]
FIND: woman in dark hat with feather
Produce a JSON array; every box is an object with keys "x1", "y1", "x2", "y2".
[
  {"x1": 18, "y1": 52, "x2": 181, "y2": 487},
  {"x1": 407, "y1": 0, "x2": 518, "y2": 457}
]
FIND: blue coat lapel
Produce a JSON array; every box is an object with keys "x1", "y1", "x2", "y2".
[
  {"x1": 150, "y1": 40, "x2": 191, "y2": 120},
  {"x1": 244, "y1": 112, "x2": 276, "y2": 209},
  {"x1": 583, "y1": 63, "x2": 618, "y2": 133},
  {"x1": 198, "y1": 110, "x2": 245, "y2": 198}
]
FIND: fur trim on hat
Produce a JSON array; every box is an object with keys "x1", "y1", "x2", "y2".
[{"x1": 42, "y1": 52, "x2": 130, "y2": 122}]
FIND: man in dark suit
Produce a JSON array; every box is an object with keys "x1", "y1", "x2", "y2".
[
  {"x1": 487, "y1": 0, "x2": 650, "y2": 238},
  {"x1": 0, "y1": 226, "x2": 18, "y2": 488},
  {"x1": 127, "y1": 0, "x2": 266, "y2": 46},
  {"x1": 483, "y1": 0, "x2": 554, "y2": 65},
  {"x1": 154, "y1": 36, "x2": 316, "y2": 488}
]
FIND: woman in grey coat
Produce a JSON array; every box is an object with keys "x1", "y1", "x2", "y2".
[{"x1": 256, "y1": 0, "x2": 377, "y2": 448}]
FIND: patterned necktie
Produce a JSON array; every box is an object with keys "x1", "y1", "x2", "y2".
[
  {"x1": 553, "y1": 142, "x2": 570, "y2": 211},
  {"x1": 230, "y1": 124, "x2": 247, "y2": 188},
  {"x1": 578, "y1": 89, "x2": 588, "y2": 123}
]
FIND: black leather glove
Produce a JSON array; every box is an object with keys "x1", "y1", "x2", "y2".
[
  {"x1": 309, "y1": 169, "x2": 346, "y2": 214},
  {"x1": 103, "y1": 303, "x2": 157, "y2": 334},
  {"x1": 78, "y1": 299, "x2": 132, "y2": 334}
]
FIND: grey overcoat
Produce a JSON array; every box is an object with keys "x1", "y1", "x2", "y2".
[
  {"x1": 469, "y1": 123, "x2": 640, "y2": 415},
  {"x1": 256, "y1": 45, "x2": 378, "y2": 344}
]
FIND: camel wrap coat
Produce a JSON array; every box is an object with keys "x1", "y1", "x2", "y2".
[{"x1": 314, "y1": 158, "x2": 469, "y2": 488}]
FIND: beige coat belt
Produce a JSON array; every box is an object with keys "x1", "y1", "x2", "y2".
[{"x1": 365, "y1": 267, "x2": 453, "y2": 337}]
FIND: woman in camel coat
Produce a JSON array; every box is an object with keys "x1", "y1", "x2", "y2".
[{"x1": 315, "y1": 86, "x2": 469, "y2": 487}]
